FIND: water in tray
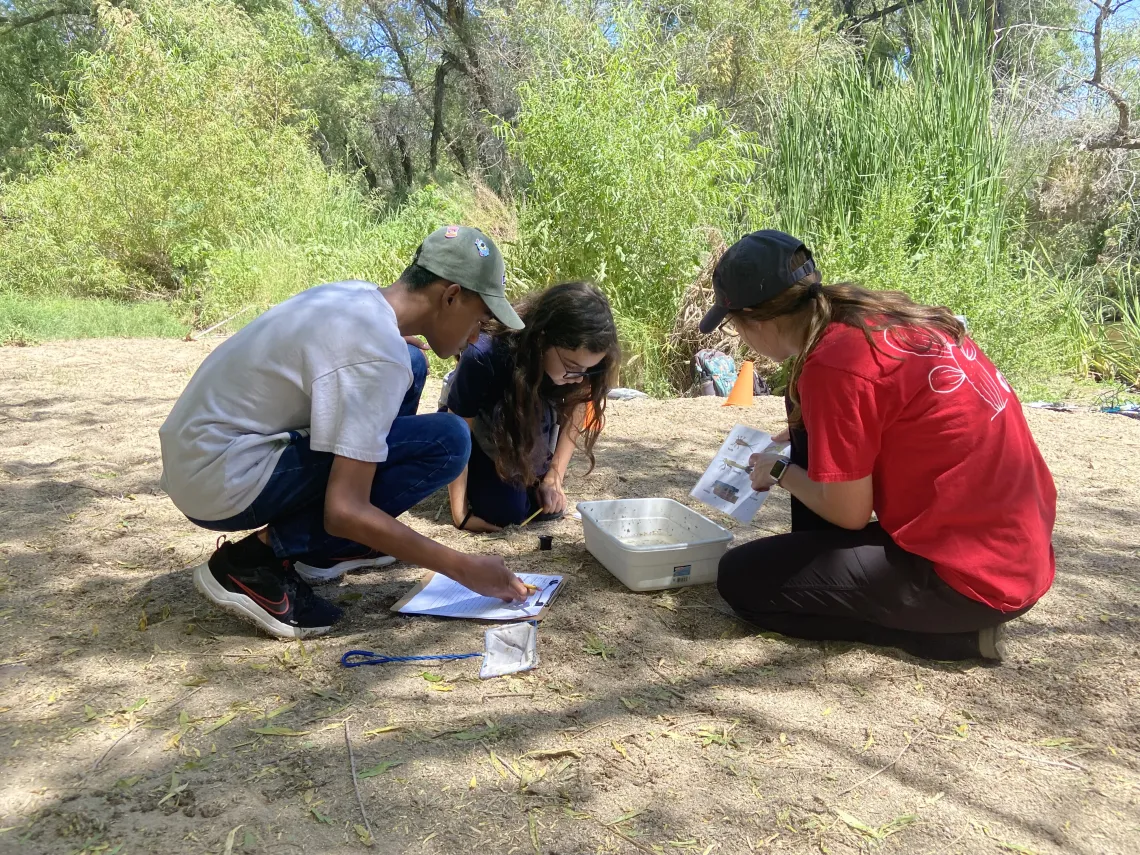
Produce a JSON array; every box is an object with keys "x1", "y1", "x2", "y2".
[{"x1": 618, "y1": 532, "x2": 681, "y2": 547}]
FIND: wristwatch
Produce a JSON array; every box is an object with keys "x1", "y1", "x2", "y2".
[{"x1": 768, "y1": 456, "x2": 792, "y2": 485}]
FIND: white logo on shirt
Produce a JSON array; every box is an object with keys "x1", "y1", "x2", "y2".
[{"x1": 882, "y1": 327, "x2": 1009, "y2": 420}]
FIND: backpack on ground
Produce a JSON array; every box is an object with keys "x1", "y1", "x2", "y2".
[{"x1": 692, "y1": 349, "x2": 737, "y2": 397}]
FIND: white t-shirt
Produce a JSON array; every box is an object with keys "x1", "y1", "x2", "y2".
[{"x1": 159, "y1": 281, "x2": 413, "y2": 521}]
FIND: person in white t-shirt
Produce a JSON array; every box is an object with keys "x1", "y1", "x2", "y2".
[{"x1": 160, "y1": 226, "x2": 530, "y2": 639}]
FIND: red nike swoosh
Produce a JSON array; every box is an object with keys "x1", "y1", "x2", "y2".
[{"x1": 230, "y1": 577, "x2": 290, "y2": 616}]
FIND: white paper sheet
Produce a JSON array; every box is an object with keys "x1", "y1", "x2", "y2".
[
  {"x1": 690, "y1": 424, "x2": 788, "y2": 522},
  {"x1": 395, "y1": 572, "x2": 563, "y2": 620}
]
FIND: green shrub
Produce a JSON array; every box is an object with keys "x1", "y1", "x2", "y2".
[
  {"x1": 501, "y1": 16, "x2": 756, "y2": 393},
  {"x1": 752, "y1": 2, "x2": 1068, "y2": 384}
]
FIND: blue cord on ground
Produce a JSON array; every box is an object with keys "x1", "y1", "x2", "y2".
[{"x1": 340, "y1": 650, "x2": 481, "y2": 668}]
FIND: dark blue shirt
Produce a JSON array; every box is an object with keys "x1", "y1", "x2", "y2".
[{"x1": 446, "y1": 334, "x2": 557, "y2": 472}]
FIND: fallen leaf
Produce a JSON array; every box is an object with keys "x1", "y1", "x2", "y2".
[
  {"x1": 264, "y1": 702, "x2": 296, "y2": 720},
  {"x1": 468, "y1": 775, "x2": 477, "y2": 790},
  {"x1": 523, "y1": 748, "x2": 582, "y2": 760},
  {"x1": 583, "y1": 633, "x2": 617, "y2": 660},
  {"x1": 488, "y1": 749, "x2": 509, "y2": 778},
  {"x1": 612, "y1": 740, "x2": 630, "y2": 761},
  {"x1": 157, "y1": 772, "x2": 188, "y2": 806},
  {"x1": 203, "y1": 712, "x2": 237, "y2": 734},
  {"x1": 249, "y1": 726, "x2": 310, "y2": 736},
  {"x1": 362, "y1": 725, "x2": 401, "y2": 736},
  {"x1": 835, "y1": 809, "x2": 877, "y2": 837},
  {"x1": 528, "y1": 811, "x2": 540, "y2": 851},
  {"x1": 607, "y1": 808, "x2": 647, "y2": 826},
  {"x1": 354, "y1": 823, "x2": 374, "y2": 846},
  {"x1": 419, "y1": 672, "x2": 444, "y2": 682},
  {"x1": 358, "y1": 760, "x2": 402, "y2": 778},
  {"x1": 223, "y1": 825, "x2": 242, "y2": 855}
]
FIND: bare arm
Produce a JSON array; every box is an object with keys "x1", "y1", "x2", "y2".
[
  {"x1": 550, "y1": 407, "x2": 581, "y2": 479},
  {"x1": 323, "y1": 455, "x2": 525, "y2": 599},
  {"x1": 780, "y1": 468, "x2": 873, "y2": 530},
  {"x1": 537, "y1": 406, "x2": 582, "y2": 514},
  {"x1": 749, "y1": 452, "x2": 873, "y2": 531}
]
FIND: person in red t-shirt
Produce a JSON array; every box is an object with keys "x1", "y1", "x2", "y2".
[{"x1": 699, "y1": 230, "x2": 1056, "y2": 661}]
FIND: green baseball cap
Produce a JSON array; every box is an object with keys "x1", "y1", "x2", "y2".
[{"x1": 416, "y1": 225, "x2": 524, "y2": 330}]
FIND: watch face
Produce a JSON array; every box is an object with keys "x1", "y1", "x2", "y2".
[{"x1": 770, "y1": 459, "x2": 788, "y2": 480}]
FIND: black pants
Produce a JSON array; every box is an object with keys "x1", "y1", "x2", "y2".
[{"x1": 716, "y1": 403, "x2": 1030, "y2": 660}]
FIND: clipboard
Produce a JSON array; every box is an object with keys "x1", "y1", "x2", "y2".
[{"x1": 390, "y1": 572, "x2": 564, "y2": 621}]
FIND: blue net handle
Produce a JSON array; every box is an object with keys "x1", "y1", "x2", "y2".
[{"x1": 340, "y1": 649, "x2": 481, "y2": 668}]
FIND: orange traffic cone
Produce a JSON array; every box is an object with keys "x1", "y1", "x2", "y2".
[
  {"x1": 723, "y1": 361, "x2": 755, "y2": 407},
  {"x1": 582, "y1": 400, "x2": 604, "y2": 431}
]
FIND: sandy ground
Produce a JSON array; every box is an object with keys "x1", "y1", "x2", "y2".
[{"x1": 0, "y1": 338, "x2": 1138, "y2": 855}]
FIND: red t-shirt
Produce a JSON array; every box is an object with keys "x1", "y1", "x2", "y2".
[{"x1": 798, "y1": 322, "x2": 1056, "y2": 611}]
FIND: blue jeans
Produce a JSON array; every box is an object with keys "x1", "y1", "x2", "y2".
[
  {"x1": 465, "y1": 439, "x2": 549, "y2": 527},
  {"x1": 190, "y1": 345, "x2": 470, "y2": 563}
]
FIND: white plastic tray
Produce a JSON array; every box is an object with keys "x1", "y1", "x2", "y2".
[{"x1": 578, "y1": 498, "x2": 733, "y2": 592}]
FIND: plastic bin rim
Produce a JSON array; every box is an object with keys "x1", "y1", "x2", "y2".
[{"x1": 577, "y1": 498, "x2": 733, "y2": 552}]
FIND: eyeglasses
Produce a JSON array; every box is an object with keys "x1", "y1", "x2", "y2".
[
  {"x1": 554, "y1": 348, "x2": 607, "y2": 379},
  {"x1": 716, "y1": 317, "x2": 739, "y2": 337}
]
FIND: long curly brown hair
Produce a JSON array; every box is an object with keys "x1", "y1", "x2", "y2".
[
  {"x1": 731, "y1": 249, "x2": 965, "y2": 428},
  {"x1": 487, "y1": 281, "x2": 620, "y2": 486}
]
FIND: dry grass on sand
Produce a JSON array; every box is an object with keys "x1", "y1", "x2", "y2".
[{"x1": 1, "y1": 339, "x2": 1138, "y2": 855}]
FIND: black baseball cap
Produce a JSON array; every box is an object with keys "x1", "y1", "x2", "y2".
[{"x1": 698, "y1": 230, "x2": 817, "y2": 334}]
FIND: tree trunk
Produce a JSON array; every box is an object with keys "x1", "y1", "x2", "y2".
[{"x1": 430, "y1": 59, "x2": 453, "y2": 175}]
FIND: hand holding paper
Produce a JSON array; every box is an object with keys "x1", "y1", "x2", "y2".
[
  {"x1": 691, "y1": 424, "x2": 790, "y2": 522},
  {"x1": 393, "y1": 572, "x2": 564, "y2": 621},
  {"x1": 456, "y1": 554, "x2": 529, "y2": 601}
]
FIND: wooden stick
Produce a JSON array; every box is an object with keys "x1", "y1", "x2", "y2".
[
  {"x1": 838, "y1": 727, "x2": 927, "y2": 796},
  {"x1": 519, "y1": 507, "x2": 543, "y2": 527},
  {"x1": 344, "y1": 721, "x2": 374, "y2": 842},
  {"x1": 581, "y1": 810, "x2": 657, "y2": 854},
  {"x1": 1007, "y1": 752, "x2": 1088, "y2": 772},
  {"x1": 67, "y1": 481, "x2": 124, "y2": 499},
  {"x1": 480, "y1": 740, "x2": 521, "y2": 780},
  {"x1": 90, "y1": 687, "x2": 202, "y2": 772},
  {"x1": 564, "y1": 719, "x2": 614, "y2": 740},
  {"x1": 187, "y1": 305, "x2": 254, "y2": 341}
]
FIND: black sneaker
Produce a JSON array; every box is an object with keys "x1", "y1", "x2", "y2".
[
  {"x1": 193, "y1": 536, "x2": 343, "y2": 639},
  {"x1": 294, "y1": 550, "x2": 397, "y2": 585}
]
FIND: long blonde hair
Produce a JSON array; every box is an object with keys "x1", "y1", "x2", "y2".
[{"x1": 732, "y1": 251, "x2": 965, "y2": 427}]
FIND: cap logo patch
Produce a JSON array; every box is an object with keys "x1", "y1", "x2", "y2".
[
  {"x1": 474, "y1": 238, "x2": 490, "y2": 257},
  {"x1": 444, "y1": 225, "x2": 460, "y2": 238}
]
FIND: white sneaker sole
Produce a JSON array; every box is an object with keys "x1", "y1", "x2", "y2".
[
  {"x1": 192, "y1": 561, "x2": 331, "y2": 640},
  {"x1": 294, "y1": 554, "x2": 397, "y2": 585}
]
